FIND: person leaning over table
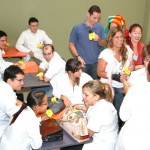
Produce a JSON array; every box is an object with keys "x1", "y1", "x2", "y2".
[
  {"x1": 0, "y1": 65, "x2": 24, "y2": 139},
  {"x1": 0, "y1": 30, "x2": 22, "y2": 79},
  {"x1": 53, "y1": 58, "x2": 93, "y2": 108},
  {"x1": 58, "y1": 58, "x2": 93, "y2": 150},
  {"x1": 0, "y1": 90, "x2": 48, "y2": 150},
  {"x1": 69, "y1": 5, "x2": 105, "y2": 79},
  {"x1": 16, "y1": 17, "x2": 52, "y2": 65},
  {"x1": 78, "y1": 80, "x2": 118, "y2": 150},
  {"x1": 97, "y1": 27, "x2": 134, "y2": 130},
  {"x1": 35, "y1": 44, "x2": 66, "y2": 97},
  {"x1": 115, "y1": 61, "x2": 150, "y2": 150}
]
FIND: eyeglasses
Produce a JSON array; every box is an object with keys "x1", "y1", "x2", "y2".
[{"x1": 14, "y1": 78, "x2": 24, "y2": 82}]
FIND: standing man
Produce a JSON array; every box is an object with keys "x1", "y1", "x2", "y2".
[
  {"x1": 0, "y1": 30, "x2": 19, "y2": 79},
  {"x1": 69, "y1": 5, "x2": 105, "y2": 79},
  {"x1": 0, "y1": 65, "x2": 24, "y2": 138},
  {"x1": 16, "y1": 17, "x2": 52, "y2": 65}
]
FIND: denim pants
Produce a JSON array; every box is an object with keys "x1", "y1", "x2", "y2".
[
  {"x1": 113, "y1": 87, "x2": 125, "y2": 129},
  {"x1": 82, "y1": 63, "x2": 98, "y2": 79}
]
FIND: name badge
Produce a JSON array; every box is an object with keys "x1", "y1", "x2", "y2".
[{"x1": 133, "y1": 55, "x2": 138, "y2": 61}]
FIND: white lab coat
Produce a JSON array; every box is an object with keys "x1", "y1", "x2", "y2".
[
  {"x1": 39, "y1": 51, "x2": 66, "y2": 88},
  {"x1": 0, "y1": 80, "x2": 19, "y2": 138},
  {"x1": 83, "y1": 100, "x2": 118, "y2": 150},
  {"x1": 128, "y1": 67, "x2": 147, "y2": 86},
  {"x1": 16, "y1": 29, "x2": 52, "y2": 61},
  {"x1": 0, "y1": 107, "x2": 42, "y2": 150},
  {"x1": 53, "y1": 72, "x2": 93, "y2": 104},
  {"x1": 0, "y1": 49, "x2": 13, "y2": 79},
  {"x1": 116, "y1": 83, "x2": 150, "y2": 150}
]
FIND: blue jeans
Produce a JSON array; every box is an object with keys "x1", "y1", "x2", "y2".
[
  {"x1": 113, "y1": 87, "x2": 125, "y2": 130},
  {"x1": 82, "y1": 63, "x2": 98, "y2": 79}
]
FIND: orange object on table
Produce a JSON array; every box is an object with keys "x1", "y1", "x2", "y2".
[
  {"x1": 22, "y1": 61, "x2": 39, "y2": 74},
  {"x1": 51, "y1": 107, "x2": 67, "y2": 120},
  {"x1": 2, "y1": 47, "x2": 26, "y2": 58}
]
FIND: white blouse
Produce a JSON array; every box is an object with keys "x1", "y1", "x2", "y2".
[{"x1": 98, "y1": 46, "x2": 133, "y2": 88}]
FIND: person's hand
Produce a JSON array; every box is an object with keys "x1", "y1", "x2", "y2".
[
  {"x1": 29, "y1": 51, "x2": 34, "y2": 57},
  {"x1": 93, "y1": 34, "x2": 99, "y2": 41},
  {"x1": 41, "y1": 114, "x2": 50, "y2": 121},
  {"x1": 120, "y1": 74, "x2": 127, "y2": 83},
  {"x1": 61, "y1": 96, "x2": 72, "y2": 107},
  {"x1": 123, "y1": 80, "x2": 131, "y2": 94},
  {"x1": 16, "y1": 100, "x2": 23, "y2": 106},
  {"x1": 74, "y1": 105, "x2": 87, "y2": 112},
  {"x1": 39, "y1": 75, "x2": 44, "y2": 81},
  {"x1": 77, "y1": 56, "x2": 86, "y2": 68}
]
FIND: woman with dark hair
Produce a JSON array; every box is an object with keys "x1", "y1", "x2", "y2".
[
  {"x1": 126, "y1": 23, "x2": 144, "y2": 70},
  {"x1": 0, "y1": 90, "x2": 48, "y2": 150},
  {"x1": 97, "y1": 27, "x2": 134, "y2": 129},
  {"x1": 53, "y1": 58, "x2": 93, "y2": 107}
]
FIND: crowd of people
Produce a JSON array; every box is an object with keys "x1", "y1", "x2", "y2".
[{"x1": 0, "y1": 4, "x2": 149, "y2": 150}]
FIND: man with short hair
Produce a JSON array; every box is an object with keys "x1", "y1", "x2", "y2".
[
  {"x1": 0, "y1": 30, "x2": 18, "y2": 79},
  {"x1": 35, "y1": 44, "x2": 66, "y2": 97},
  {"x1": 0, "y1": 65, "x2": 24, "y2": 138},
  {"x1": 16, "y1": 17, "x2": 52, "y2": 65},
  {"x1": 69, "y1": 5, "x2": 105, "y2": 79}
]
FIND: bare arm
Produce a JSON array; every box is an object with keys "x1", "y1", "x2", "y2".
[
  {"x1": 60, "y1": 95, "x2": 72, "y2": 107},
  {"x1": 97, "y1": 58, "x2": 108, "y2": 78},
  {"x1": 88, "y1": 129, "x2": 94, "y2": 137},
  {"x1": 69, "y1": 42, "x2": 85, "y2": 67}
]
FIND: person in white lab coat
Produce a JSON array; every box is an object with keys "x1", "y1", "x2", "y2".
[
  {"x1": 0, "y1": 65, "x2": 24, "y2": 138},
  {"x1": 115, "y1": 54, "x2": 150, "y2": 149},
  {"x1": 34, "y1": 44, "x2": 66, "y2": 97},
  {"x1": 0, "y1": 90, "x2": 48, "y2": 150},
  {"x1": 0, "y1": 30, "x2": 20, "y2": 79},
  {"x1": 53, "y1": 58, "x2": 93, "y2": 107},
  {"x1": 82, "y1": 80, "x2": 118, "y2": 150},
  {"x1": 16, "y1": 17, "x2": 52, "y2": 65}
]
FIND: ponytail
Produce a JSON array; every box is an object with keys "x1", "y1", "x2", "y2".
[{"x1": 9, "y1": 102, "x2": 27, "y2": 125}]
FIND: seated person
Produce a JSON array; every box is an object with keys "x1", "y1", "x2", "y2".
[
  {"x1": 0, "y1": 90, "x2": 48, "y2": 150},
  {"x1": 0, "y1": 65, "x2": 24, "y2": 138},
  {"x1": 0, "y1": 30, "x2": 21, "y2": 79},
  {"x1": 124, "y1": 44, "x2": 150, "y2": 93},
  {"x1": 16, "y1": 17, "x2": 52, "y2": 65},
  {"x1": 35, "y1": 44, "x2": 66, "y2": 97},
  {"x1": 53, "y1": 58, "x2": 93, "y2": 107},
  {"x1": 82, "y1": 80, "x2": 118, "y2": 150},
  {"x1": 115, "y1": 61, "x2": 150, "y2": 150}
]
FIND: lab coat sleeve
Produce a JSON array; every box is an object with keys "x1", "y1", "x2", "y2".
[
  {"x1": 119, "y1": 87, "x2": 134, "y2": 122},
  {"x1": 28, "y1": 119, "x2": 42, "y2": 149},
  {"x1": 16, "y1": 32, "x2": 31, "y2": 53}
]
